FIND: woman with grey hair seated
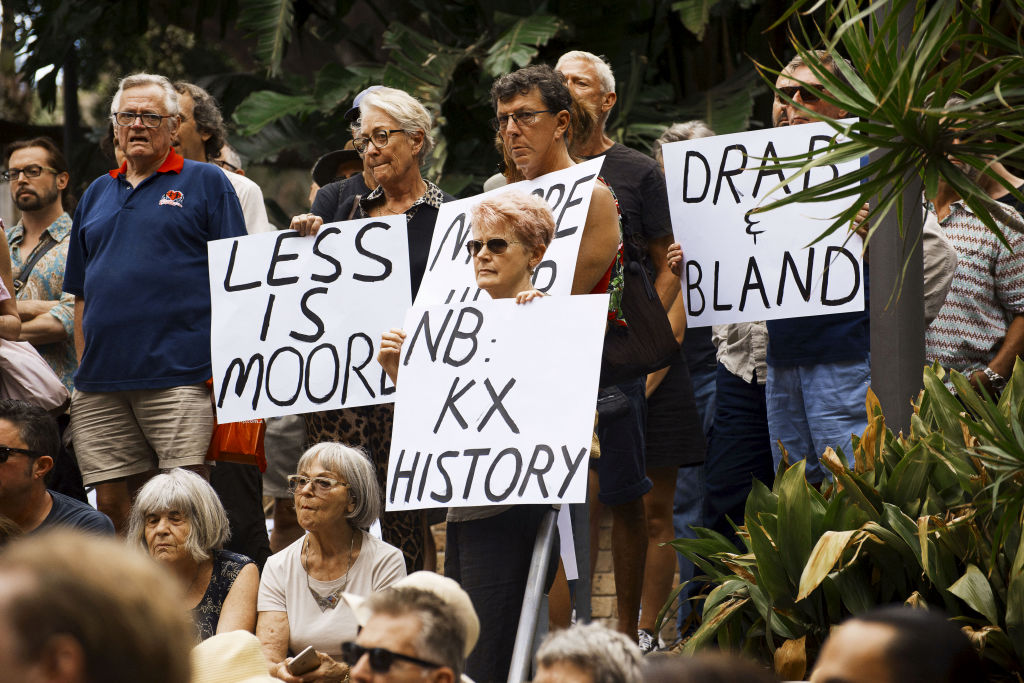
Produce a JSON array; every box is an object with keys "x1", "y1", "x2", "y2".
[
  {"x1": 127, "y1": 467, "x2": 259, "y2": 641},
  {"x1": 257, "y1": 442, "x2": 406, "y2": 682},
  {"x1": 289, "y1": 86, "x2": 455, "y2": 576}
]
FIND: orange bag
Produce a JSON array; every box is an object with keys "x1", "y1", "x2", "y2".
[
  {"x1": 207, "y1": 419, "x2": 267, "y2": 472},
  {"x1": 205, "y1": 380, "x2": 267, "y2": 471}
]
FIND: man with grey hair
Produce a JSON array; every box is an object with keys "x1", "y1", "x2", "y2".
[
  {"x1": 63, "y1": 72, "x2": 246, "y2": 533},
  {"x1": 346, "y1": 585, "x2": 468, "y2": 683},
  {"x1": 534, "y1": 622, "x2": 643, "y2": 683},
  {"x1": 557, "y1": 50, "x2": 690, "y2": 649}
]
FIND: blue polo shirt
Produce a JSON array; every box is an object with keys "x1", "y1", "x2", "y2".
[{"x1": 64, "y1": 149, "x2": 246, "y2": 391}]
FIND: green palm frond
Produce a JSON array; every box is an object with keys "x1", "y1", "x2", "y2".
[{"x1": 237, "y1": 0, "x2": 296, "y2": 78}]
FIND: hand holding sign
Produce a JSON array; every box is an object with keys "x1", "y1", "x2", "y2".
[
  {"x1": 386, "y1": 295, "x2": 608, "y2": 510},
  {"x1": 208, "y1": 216, "x2": 411, "y2": 422},
  {"x1": 663, "y1": 121, "x2": 863, "y2": 326}
]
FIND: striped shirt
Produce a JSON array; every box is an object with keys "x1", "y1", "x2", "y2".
[{"x1": 925, "y1": 202, "x2": 1024, "y2": 373}]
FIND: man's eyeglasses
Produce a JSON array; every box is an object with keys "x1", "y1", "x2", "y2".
[
  {"x1": 340, "y1": 642, "x2": 442, "y2": 673},
  {"x1": 0, "y1": 446, "x2": 42, "y2": 463},
  {"x1": 465, "y1": 238, "x2": 522, "y2": 257},
  {"x1": 1, "y1": 165, "x2": 59, "y2": 182},
  {"x1": 352, "y1": 129, "x2": 407, "y2": 154},
  {"x1": 775, "y1": 85, "x2": 825, "y2": 104},
  {"x1": 112, "y1": 112, "x2": 175, "y2": 128},
  {"x1": 286, "y1": 474, "x2": 349, "y2": 496},
  {"x1": 212, "y1": 159, "x2": 240, "y2": 173},
  {"x1": 490, "y1": 109, "x2": 554, "y2": 132}
]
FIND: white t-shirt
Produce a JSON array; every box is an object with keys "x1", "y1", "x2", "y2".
[
  {"x1": 221, "y1": 167, "x2": 274, "y2": 234},
  {"x1": 257, "y1": 531, "x2": 405, "y2": 656}
]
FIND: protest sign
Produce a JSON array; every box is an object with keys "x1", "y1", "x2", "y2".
[
  {"x1": 663, "y1": 121, "x2": 863, "y2": 326},
  {"x1": 414, "y1": 156, "x2": 605, "y2": 305},
  {"x1": 208, "y1": 217, "x2": 411, "y2": 422},
  {"x1": 386, "y1": 294, "x2": 608, "y2": 511}
]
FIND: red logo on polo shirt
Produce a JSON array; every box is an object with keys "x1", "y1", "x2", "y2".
[{"x1": 159, "y1": 190, "x2": 184, "y2": 207}]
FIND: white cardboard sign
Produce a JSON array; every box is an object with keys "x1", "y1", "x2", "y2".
[
  {"x1": 414, "y1": 157, "x2": 606, "y2": 306},
  {"x1": 386, "y1": 294, "x2": 609, "y2": 511},
  {"x1": 663, "y1": 121, "x2": 864, "y2": 326},
  {"x1": 208, "y1": 217, "x2": 411, "y2": 422}
]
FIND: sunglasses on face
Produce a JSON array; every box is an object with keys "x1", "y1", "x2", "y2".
[
  {"x1": 0, "y1": 446, "x2": 42, "y2": 463},
  {"x1": 465, "y1": 238, "x2": 523, "y2": 257},
  {"x1": 340, "y1": 641, "x2": 442, "y2": 673},
  {"x1": 776, "y1": 85, "x2": 825, "y2": 104}
]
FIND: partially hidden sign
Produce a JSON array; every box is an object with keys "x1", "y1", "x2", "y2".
[
  {"x1": 663, "y1": 121, "x2": 864, "y2": 326},
  {"x1": 414, "y1": 156, "x2": 605, "y2": 306},
  {"x1": 386, "y1": 294, "x2": 608, "y2": 511},
  {"x1": 208, "y1": 217, "x2": 411, "y2": 422}
]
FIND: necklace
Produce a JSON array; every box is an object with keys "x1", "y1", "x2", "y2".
[{"x1": 303, "y1": 532, "x2": 356, "y2": 611}]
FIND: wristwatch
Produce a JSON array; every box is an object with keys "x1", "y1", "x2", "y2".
[{"x1": 982, "y1": 366, "x2": 1007, "y2": 392}]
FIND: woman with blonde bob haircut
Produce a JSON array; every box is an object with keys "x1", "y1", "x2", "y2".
[
  {"x1": 257, "y1": 443, "x2": 405, "y2": 682},
  {"x1": 378, "y1": 189, "x2": 556, "y2": 681},
  {"x1": 128, "y1": 468, "x2": 259, "y2": 641}
]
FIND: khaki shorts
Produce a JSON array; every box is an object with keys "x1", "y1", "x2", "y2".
[{"x1": 70, "y1": 384, "x2": 215, "y2": 486}]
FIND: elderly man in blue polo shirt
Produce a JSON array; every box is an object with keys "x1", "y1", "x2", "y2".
[{"x1": 63, "y1": 73, "x2": 246, "y2": 533}]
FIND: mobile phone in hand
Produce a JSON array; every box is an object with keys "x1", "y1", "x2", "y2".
[{"x1": 287, "y1": 645, "x2": 319, "y2": 676}]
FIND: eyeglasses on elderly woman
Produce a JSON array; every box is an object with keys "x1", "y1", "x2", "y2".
[
  {"x1": 352, "y1": 129, "x2": 407, "y2": 154},
  {"x1": 287, "y1": 474, "x2": 350, "y2": 496}
]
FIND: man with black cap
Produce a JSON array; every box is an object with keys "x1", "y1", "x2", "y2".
[{"x1": 309, "y1": 86, "x2": 383, "y2": 220}]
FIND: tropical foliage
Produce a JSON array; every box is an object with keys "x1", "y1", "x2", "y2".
[
  {"x1": 4, "y1": 0, "x2": 786, "y2": 199},
  {"x1": 750, "y1": 0, "x2": 1024, "y2": 250},
  {"x1": 665, "y1": 360, "x2": 1024, "y2": 679}
]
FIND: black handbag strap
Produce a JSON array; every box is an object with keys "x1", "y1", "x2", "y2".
[{"x1": 14, "y1": 232, "x2": 59, "y2": 293}]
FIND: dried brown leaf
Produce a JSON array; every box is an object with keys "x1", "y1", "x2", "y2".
[{"x1": 774, "y1": 636, "x2": 807, "y2": 680}]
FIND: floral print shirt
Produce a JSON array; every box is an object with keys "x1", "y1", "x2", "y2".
[{"x1": 6, "y1": 212, "x2": 77, "y2": 390}]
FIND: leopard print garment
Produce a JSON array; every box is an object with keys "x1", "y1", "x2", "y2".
[{"x1": 303, "y1": 404, "x2": 425, "y2": 573}]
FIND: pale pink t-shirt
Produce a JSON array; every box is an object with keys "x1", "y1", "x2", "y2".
[{"x1": 257, "y1": 530, "x2": 406, "y2": 657}]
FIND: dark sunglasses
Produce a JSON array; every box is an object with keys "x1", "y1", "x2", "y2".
[
  {"x1": 0, "y1": 446, "x2": 42, "y2": 463},
  {"x1": 776, "y1": 84, "x2": 825, "y2": 104},
  {"x1": 340, "y1": 641, "x2": 442, "y2": 673},
  {"x1": 465, "y1": 238, "x2": 522, "y2": 257}
]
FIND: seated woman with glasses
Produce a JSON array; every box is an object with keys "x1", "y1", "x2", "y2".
[
  {"x1": 257, "y1": 442, "x2": 406, "y2": 682},
  {"x1": 126, "y1": 468, "x2": 259, "y2": 642}
]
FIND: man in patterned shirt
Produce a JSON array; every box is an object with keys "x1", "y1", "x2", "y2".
[
  {"x1": 4, "y1": 137, "x2": 77, "y2": 390},
  {"x1": 926, "y1": 173, "x2": 1024, "y2": 394}
]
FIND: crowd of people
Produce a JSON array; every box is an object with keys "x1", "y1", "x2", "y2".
[{"x1": 0, "y1": 43, "x2": 1020, "y2": 683}]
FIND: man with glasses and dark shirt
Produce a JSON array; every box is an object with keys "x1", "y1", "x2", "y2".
[
  {"x1": 64, "y1": 72, "x2": 245, "y2": 533},
  {"x1": 0, "y1": 399, "x2": 113, "y2": 534}
]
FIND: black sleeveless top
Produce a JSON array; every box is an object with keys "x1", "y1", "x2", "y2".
[{"x1": 192, "y1": 550, "x2": 254, "y2": 641}]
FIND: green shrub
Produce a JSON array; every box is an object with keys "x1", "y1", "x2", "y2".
[{"x1": 666, "y1": 360, "x2": 1024, "y2": 679}]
